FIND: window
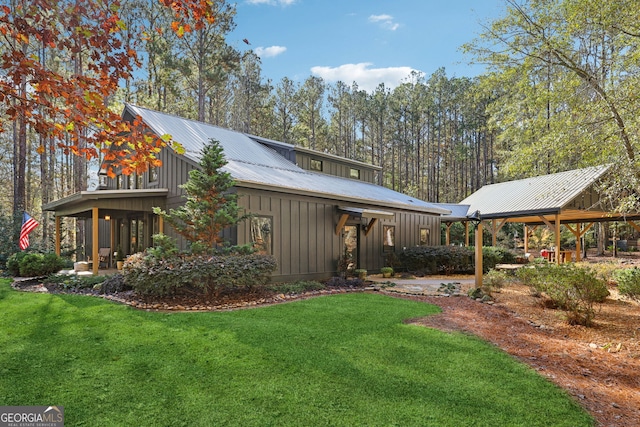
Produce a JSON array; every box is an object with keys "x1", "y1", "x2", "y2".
[
  {"x1": 136, "y1": 173, "x2": 143, "y2": 189},
  {"x1": 383, "y1": 225, "x2": 395, "y2": 252},
  {"x1": 149, "y1": 164, "x2": 158, "y2": 182},
  {"x1": 116, "y1": 175, "x2": 123, "y2": 190},
  {"x1": 349, "y1": 168, "x2": 360, "y2": 179},
  {"x1": 127, "y1": 174, "x2": 135, "y2": 189},
  {"x1": 420, "y1": 228, "x2": 430, "y2": 246},
  {"x1": 310, "y1": 159, "x2": 323, "y2": 171},
  {"x1": 251, "y1": 216, "x2": 273, "y2": 255}
]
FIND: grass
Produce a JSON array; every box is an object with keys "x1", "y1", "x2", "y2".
[{"x1": 0, "y1": 278, "x2": 593, "y2": 426}]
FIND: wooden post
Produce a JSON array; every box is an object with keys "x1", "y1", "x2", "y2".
[
  {"x1": 55, "y1": 216, "x2": 61, "y2": 256},
  {"x1": 475, "y1": 222, "x2": 483, "y2": 289},
  {"x1": 446, "y1": 223, "x2": 452, "y2": 245},
  {"x1": 92, "y1": 207, "x2": 99, "y2": 275},
  {"x1": 555, "y1": 214, "x2": 561, "y2": 265},
  {"x1": 464, "y1": 221, "x2": 469, "y2": 246},
  {"x1": 524, "y1": 224, "x2": 529, "y2": 254}
]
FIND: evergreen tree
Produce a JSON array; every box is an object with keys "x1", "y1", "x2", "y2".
[{"x1": 154, "y1": 139, "x2": 246, "y2": 250}]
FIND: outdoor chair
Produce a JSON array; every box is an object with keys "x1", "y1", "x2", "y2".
[{"x1": 98, "y1": 247, "x2": 111, "y2": 269}]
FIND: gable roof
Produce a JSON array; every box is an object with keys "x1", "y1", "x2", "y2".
[
  {"x1": 454, "y1": 165, "x2": 611, "y2": 221},
  {"x1": 125, "y1": 104, "x2": 449, "y2": 215}
]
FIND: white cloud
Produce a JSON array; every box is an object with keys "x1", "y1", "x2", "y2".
[
  {"x1": 310, "y1": 63, "x2": 419, "y2": 92},
  {"x1": 254, "y1": 46, "x2": 287, "y2": 58},
  {"x1": 368, "y1": 14, "x2": 400, "y2": 31}
]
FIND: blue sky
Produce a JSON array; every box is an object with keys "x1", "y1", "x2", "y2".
[{"x1": 231, "y1": 0, "x2": 506, "y2": 91}]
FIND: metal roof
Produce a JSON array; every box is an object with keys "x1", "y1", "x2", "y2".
[
  {"x1": 436, "y1": 203, "x2": 472, "y2": 222},
  {"x1": 125, "y1": 104, "x2": 450, "y2": 216},
  {"x1": 456, "y1": 165, "x2": 611, "y2": 220}
]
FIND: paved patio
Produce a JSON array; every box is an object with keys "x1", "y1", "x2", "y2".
[{"x1": 368, "y1": 274, "x2": 475, "y2": 296}]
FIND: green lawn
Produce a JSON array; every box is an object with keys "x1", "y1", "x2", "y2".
[{"x1": 0, "y1": 278, "x2": 593, "y2": 426}]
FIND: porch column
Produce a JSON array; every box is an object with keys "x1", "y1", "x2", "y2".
[
  {"x1": 55, "y1": 216, "x2": 61, "y2": 256},
  {"x1": 92, "y1": 207, "x2": 99, "y2": 275},
  {"x1": 464, "y1": 221, "x2": 469, "y2": 246},
  {"x1": 524, "y1": 224, "x2": 529, "y2": 254},
  {"x1": 475, "y1": 222, "x2": 483, "y2": 288},
  {"x1": 555, "y1": 214, "x2": 561, "y2": 265}
]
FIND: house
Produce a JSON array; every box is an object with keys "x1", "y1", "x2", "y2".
[{"x1": 44, "y1": 104, "x2": 450, "y2": 280}]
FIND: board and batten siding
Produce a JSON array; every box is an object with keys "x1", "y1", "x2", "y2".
[
  {"x1": 236, "y1": 188, "x2": 341, "y2": 282},
  {"x1": 236, "y1": 187, "x2": 442, "y2": 282}
]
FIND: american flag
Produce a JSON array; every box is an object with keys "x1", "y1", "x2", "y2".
[{"x1": 19, "y1": 212, "x2": 39, "y2": 250}]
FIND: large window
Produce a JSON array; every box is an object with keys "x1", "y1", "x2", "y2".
[
  {"x1": 383, "y1": 225, "x2": 395, "y2": 252},
  {"x1": 349, "y1": 168, "x2": 360, "y2": 179},
  {"x1": 251, "y1": 216, "x2": 273, "y2": 255},
  {"x1": 420, "y1": 228, "x2": 430, "y2": 246}
]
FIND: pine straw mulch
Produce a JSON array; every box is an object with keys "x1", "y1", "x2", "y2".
[{"x1": 399, "y1": 279, "x2": 640, "y2": 427}]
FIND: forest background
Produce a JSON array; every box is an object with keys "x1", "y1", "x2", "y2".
[{"x1": 2, "y1": 0, "x2": 640, "y2": 255}]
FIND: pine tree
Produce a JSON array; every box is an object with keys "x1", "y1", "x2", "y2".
[{"x1": 155, "y1": 138, "x2": 245, "y2": 250}]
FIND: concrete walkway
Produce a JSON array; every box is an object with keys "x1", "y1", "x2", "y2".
[{"x1": 368, "y1": 274, "x2": 475, "y2": 296}]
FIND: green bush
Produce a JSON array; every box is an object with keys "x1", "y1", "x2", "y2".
[
  {"x1": 482, "y1": 269, "x2": 511, "y2": 294},
  {"x1": 399, "y1": 246, "x2": 474, "y2": 275},
  {"x1": 268, "y1": 280, "x2": 325, "y2": 294},
  {"x1": 10, "y1": 252, "x2": 66, "y2": 277},
  {"x1": 516, "y1": 264, "x2": 609, "y2": 326},
  {"x1": 6, "y1": 252, "x2": 28, "y2": 276},
  {"x1": 614, "y1": 267, "x2": 640, "y2": 301},
  {"x1": 480, "y1": 247, "x2": 517, "y2": 272},
  {"x1": 45, "y1": 273, "x2": 107, "y2": 290},
  {"x1": 122, "y1": 252, "x2": 278, "y2": 298}
]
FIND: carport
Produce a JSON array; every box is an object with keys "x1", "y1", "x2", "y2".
[{"x1": 444, "y1": 165, "x2": 640, "y2": 287}]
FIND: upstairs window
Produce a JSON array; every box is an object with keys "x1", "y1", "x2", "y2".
[
  {"x1": 350, "y1": 168, "x2": 360, "y2": 179},
  {"x1": 310, "y1": 159, "x2": 323, "y2": 171}
]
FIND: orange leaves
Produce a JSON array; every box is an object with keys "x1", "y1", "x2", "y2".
[{"x1": 0, "y1": 0, "x2": 214, "y2": 175}]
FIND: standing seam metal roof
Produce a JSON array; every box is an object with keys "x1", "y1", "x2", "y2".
[
  {"x1": 456, "y1": 165, "x2": 611, "y2": 219},
  {"x1": 125, "y1": 104, "x2": 450, "y2": 215}
]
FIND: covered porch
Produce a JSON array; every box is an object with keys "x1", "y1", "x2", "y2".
[{"x1": 43, "y1": 189, "x2": 168, "y2": 275}]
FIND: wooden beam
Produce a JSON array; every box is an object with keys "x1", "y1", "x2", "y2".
[
  {"x1": 335, "y1": 213, "x2": 349, "y2": 236},
  {"x1": 524, "y1": 224, "x2": 529, "y2": 253},
  {"x1": 363, "y1": 218, "x2": 378, "y2": 237},
  {"x1": 446, "y1": 223, "x2": 453, "y2": 245},
  {"x1": 539, "y1": 215, "x2": 555, "y2": 230},
  {"x1": 628, "y1": 221, "x2": 640, "y2": 233}
]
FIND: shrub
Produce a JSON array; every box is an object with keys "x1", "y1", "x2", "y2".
[
  {"x1": 614, "y1": 268, "x2": 640, "y2": 301},
  {"x1": 324, "y1": 276, "x2": 365, "y2": 288},
  {"x1": 45, "y1": 273, "x2": 107, "y2": 290},
  {"x1": 399, "y1": 246, "x2": 474, "y2": 275},
  {"x1": 481, "y1": 247, "x2": 517, "y2": 272},
  {"x1": 100, "y1": 274, "x2": 131, "y2": 294},
  {"x1": 16, "y1": 253, "x2": 65, "y2": 277},
  {"x1": 122, "y1": 252, "x2": 278, "y2": 298},
  {"x1": 6, "y1": 252, "x2": 28, "y2": 276},
  {"x1": 380, "y1": 267, "x2": 394, "y2": 277},
  {"x1": 482, "y1": 269, "x2": 510, "y2": 295},
  {"x1": 268, "y1": 280, "x2": 325, "y2": 294},
  {"x1": 516, "y1": 264, "x2": 609, "y2": 326}
]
